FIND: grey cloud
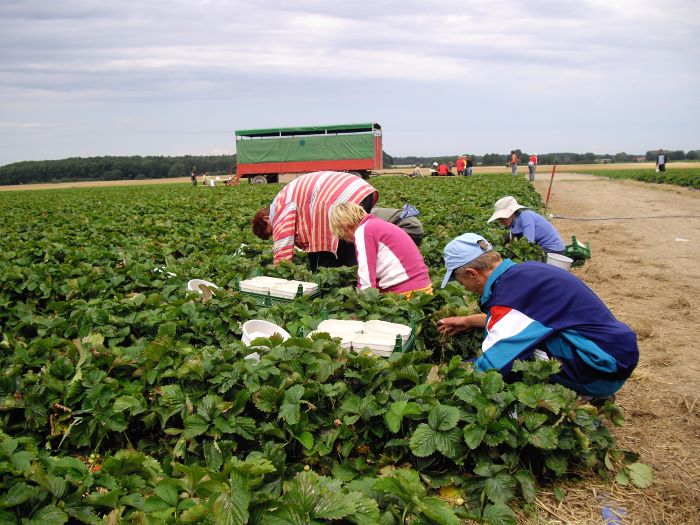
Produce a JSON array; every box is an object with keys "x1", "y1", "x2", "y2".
[{"x1": 0, "y1": 0, "x2": 698, "y2": 164}]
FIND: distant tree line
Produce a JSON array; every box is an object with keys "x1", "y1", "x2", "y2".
[
  {"x1": 1, "y1": 148, "x2": 696, "y2": 185},
  {"x1": 382, "y1": 151, "x2": 394, "y2": 168},
  {"x1": 0, "y1": 155, "x2": 236, "y2": 186},
  {"x1": 393, "y1": 149, "x2": 700, "y2": 167},
  {"x1": 643, "y1": 150, "x2": 697, "y2": 161},
  {"x1": 1, "y1": 151, "x2": 399, "y2": 186}
]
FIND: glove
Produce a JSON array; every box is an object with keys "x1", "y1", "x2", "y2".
[{"x1": 399, "y1": 204, "x2": 420, "y2": 220}]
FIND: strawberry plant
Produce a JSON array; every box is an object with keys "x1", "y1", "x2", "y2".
[
  {"x1": 0, "y1": 176, "x2": 648, "y2": 523},
  {"x1": 566, "y1": 166, "x2": 700, "y2": 189}
]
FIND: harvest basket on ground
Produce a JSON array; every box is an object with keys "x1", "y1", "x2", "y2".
[
  {"x1": 564, "y1": 235, "x2": 592, "y2": 267},
  {"x1": 235, "y1": 275, "x2": 321, "y2": 306},
  {"x1": 307, "y1": 317, "x2": 416, "y2": 356}
]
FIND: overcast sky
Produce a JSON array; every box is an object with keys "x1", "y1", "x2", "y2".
[{"x1": 0, "y1": 0, "x2": 698, "y2": 165}]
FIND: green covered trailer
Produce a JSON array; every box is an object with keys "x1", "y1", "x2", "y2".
[{"x1": 235, "y1": 123, "x2": 382, "y2": 183}]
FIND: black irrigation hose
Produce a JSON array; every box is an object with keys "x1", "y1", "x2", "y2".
[{"x1": 551, "y1": 214, "x2": 700, "y2": 221}]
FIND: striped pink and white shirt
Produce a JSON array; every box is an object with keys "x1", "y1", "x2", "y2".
[
  {"x1": 270, "y1": 171, "x2": 378, "y2": 265},
  {"x1": 354, "y1": 215, "x2": 431, "y2": 294}
]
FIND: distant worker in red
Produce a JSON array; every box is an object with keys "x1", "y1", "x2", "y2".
[
  {"x1": 251, "y1": 171, "x2": 378, "y2": 271},
  {"x1": 438, "y1": 162, "x2": 449, "y2": 176},
  {"x1": 527, "y1": 153, "x2": 538, "y2": 181},
  {"x1": 456, "y1": 155, "x2": 466, "y2": 176}
]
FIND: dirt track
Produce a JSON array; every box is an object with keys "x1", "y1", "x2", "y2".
[{"x1": 531, "y1": 173, "x2": 700, "y2": 524}]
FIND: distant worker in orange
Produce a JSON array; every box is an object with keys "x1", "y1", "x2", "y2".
[
  {"x1": 438, "y1": 162, "x2": 449, "y2": 176},
  {"x1": 527, "y1": 154, "x2": 538, "y2": 181},
  {"x1": 456, "y1": 155, "x2": 466, "y2": 176},
  {"x1": 510, "y1": 151, "x2": 519, "y2": 176}
]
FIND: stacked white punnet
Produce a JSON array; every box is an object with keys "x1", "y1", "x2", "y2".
[
  {"x1": 309, "y1": 319, "x2": 411, "y2": 357},
  {"x1": 316, "y1": 320, "x2": 365, "y2": 334},
  {"x1": 308, "y1": 320, "x2": 365, "y2": 350},
  {"x1": 271, "y1": 280, "x2": 319, "y2": 299},
  {"x1": 239, "y1": 276, "x2": 318, "y2": 298},
  {"x1": 350, "y1": 333, "x2": 398, "y2": 357},
  {"x1": 364, "y1": 320, "x2": 412, "y2": 344}
]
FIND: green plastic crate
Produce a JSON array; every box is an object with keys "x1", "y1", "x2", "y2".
[
  {"x1": 394, "y1": 327, "x2": 416, "y2": 353},
  {"x1": 564, "y1": 235, "x2": 591, "y2": 267}
]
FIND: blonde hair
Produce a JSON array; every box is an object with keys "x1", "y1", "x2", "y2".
[{"x1": 330, "y1": 202, "x2": 367, "y2": 237}]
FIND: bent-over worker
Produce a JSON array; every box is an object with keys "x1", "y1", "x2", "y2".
[
  {"x1": 251, "y1": 171, "x2": 378, "y2": 271},
  {"x1": 330, "y1": 203, "x2": 432, "y2": 298},
  {"x1": 488, "y1": 196, "x2": 565, "y2": 254},
  {"x1": 370, "y1": 206, "x2": 424, "y2": 246},
  {"x1": 436, "y1": 233, "x2": 638, "y2": 402}
]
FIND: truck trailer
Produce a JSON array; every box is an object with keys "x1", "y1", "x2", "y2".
[{"x1": 235, "y1": 122, "x2": 382, "y2": 183}]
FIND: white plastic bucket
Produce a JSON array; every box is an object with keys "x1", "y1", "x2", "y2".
[
  {"x1": 546, "y1": 253, "x2": 574, "y2": 271},
  {"x1": 187, "y1": 279, "x2": 219, "y2": 300},
  {"x1": 241, "y1": 320, "x2": 291, "y2": 346},
  {"x1": 187, "y1": 279, "x2": 219, "y2": 293}
]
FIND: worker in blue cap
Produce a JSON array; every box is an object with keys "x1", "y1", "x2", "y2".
[{"x1": 436, "y1": 233, "x2": 638, "y2": 403}]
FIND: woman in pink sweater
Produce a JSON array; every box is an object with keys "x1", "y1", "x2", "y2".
[{"x1": 330, "y1": 203, "x2": 432, "y2": 297}]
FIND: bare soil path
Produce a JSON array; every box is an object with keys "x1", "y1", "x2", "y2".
[{"x1": 529, "y1": 173, "x2": 700, "y2": 524}]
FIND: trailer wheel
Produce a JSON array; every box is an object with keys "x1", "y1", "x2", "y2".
[{"x1": 250, "y1": 175, "x2": 268, "y2": 184}]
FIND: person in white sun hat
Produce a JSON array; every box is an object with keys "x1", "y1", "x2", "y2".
[{"x1": 487, "y1": 196, "x2": 565, "y2": 254}]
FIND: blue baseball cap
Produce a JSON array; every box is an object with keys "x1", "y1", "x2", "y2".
[{"x1": 441, "y1": 233, "x2": 493, "y2": 288}]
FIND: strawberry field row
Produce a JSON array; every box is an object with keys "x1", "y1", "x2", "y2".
[{"x1": 0, "y1": 176, "x2": 646, "y2": 524}]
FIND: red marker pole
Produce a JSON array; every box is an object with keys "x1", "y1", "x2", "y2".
[{"x1": 543, "y1": 164, "x2": 557, "y2": 215}]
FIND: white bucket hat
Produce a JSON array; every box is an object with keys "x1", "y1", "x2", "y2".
[{"x1": 487, "y1": 196, "x2": 527, "y2": 223}]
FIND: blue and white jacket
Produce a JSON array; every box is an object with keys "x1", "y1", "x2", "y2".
[{"x1": 474, "y1": 259, "x2": 639, "y2": 396}]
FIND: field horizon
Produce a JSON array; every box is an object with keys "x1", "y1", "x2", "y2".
[{"x1": 1, "y1": 162, "x2": 697, "y2": 192}]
